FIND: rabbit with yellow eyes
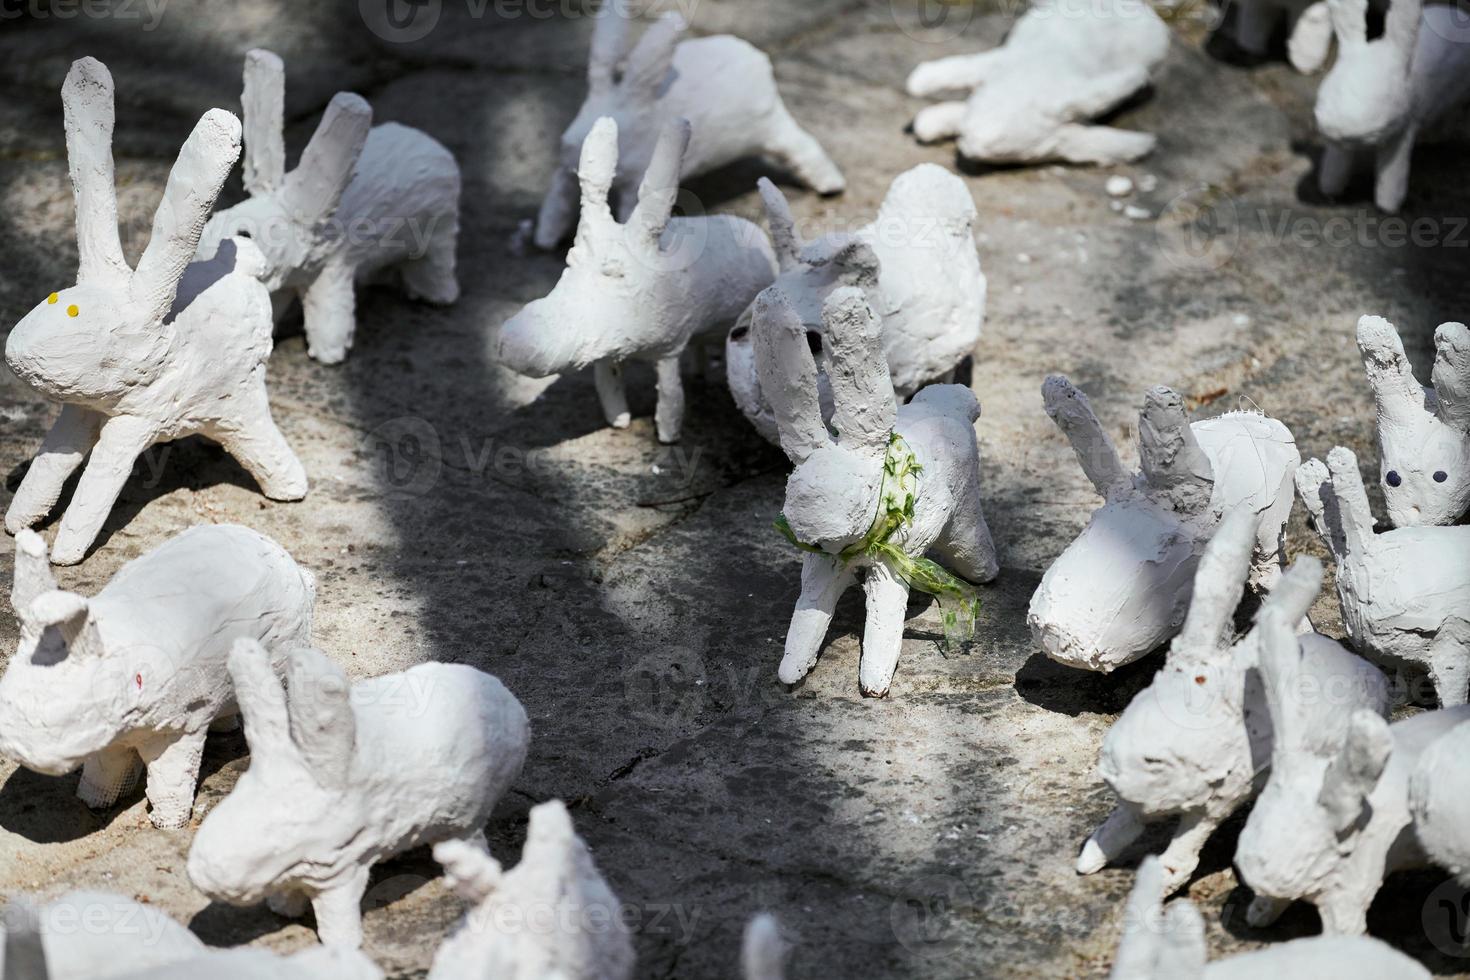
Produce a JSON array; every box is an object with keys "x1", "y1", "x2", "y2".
[{"x1": 4, "y1": 58, "x2": 305, "y2": 565}]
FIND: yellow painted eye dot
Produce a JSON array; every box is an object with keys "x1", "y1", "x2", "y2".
[
  {"x1": 46, "y1": 293, "x2": 58, "y2": 305},
  {"x1": 66, "y1": 305, "x2": 79, "y2": 318}
]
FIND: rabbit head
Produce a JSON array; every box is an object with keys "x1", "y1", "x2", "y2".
[
  {"x1": 1234, "y1": 610, "x2": 1394, "y2": 904},
  {"x1": 1108, "y1": 857, "x2": 1208, "y2": 980},
  {"x1": 1028, "y1": 379, "x2": 1218, "y2": 671},
  {"x1": 188, "y1": 641, "x2": 361, "y2": 905},
  {"x1": 0, "y1": 532, "x2": 140, "y2": 774},
  {"x1": 1314, "y1": 0, "x2": 1419, "y2": 145},
  {"x1": 197, "y1": 50, "x2": 373, "y2": 292},
  {"x1": 5, "y1": 58, "x2": 240, "y2": 407},
  {"x1": 1356, "y1": 315, "x2": 1470, "y2": 526},
  {"x1": 558, "y1": 11, "x2": 685, "y2": 198},
  {"x1": 499, "y1": 116, "x2": 691, "y2": 377},
  {"x1": 754, "y1": 284, "x2": 897, "y2": 552}
]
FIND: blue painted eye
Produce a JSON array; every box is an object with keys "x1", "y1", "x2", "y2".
[
  {"x1": 1386, "y1": 471, "x2": 1402, "y2": 487},
  {"x1": 1434, "y1": 470, "x2": 1448, "y2": 483}
]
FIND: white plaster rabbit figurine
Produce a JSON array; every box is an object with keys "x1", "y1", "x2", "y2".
[
  {"x1": 534, "y1": 9, "x2": 844, "y2": 249},
  {"x1": 1315, "y1": 0, "x2": 1470, "y2": 212},
  {"x1": 1409, "y1": 719, "x2": 1470, "y2": 887},
  {"x1": 1297, "y1": 446, "x2": 1470, "y2": 706},
  {"x1": 427, "y1": 799, "x2": 635, "y2": 980},
  {"x1": 757, "y1": 285, "x2": 998, "y2": 697},
  {"x1": 1077, "y1": 509, "x2": 1389, "y2": 893},
  {"x1": 1217, "y1": 0, "x2": 1336, "y2": 72},
  {"x1": 4, "y1": 58, "x2": 307, "y2": 565},
  {"x1": 727, "y1": 167, "x2": 986, "y2": 445},
  {"x1": 197, "y1": 49, "x2": 461, "y2": 364},
  {"x1": 1109, "y1": 856, "x2": 1432, "y2": 978},
  {"x1": 0, "y1": 892, "x2": 380, "y2": 980},
  {"x1": 741, "y1": 915, "x2": 790, "y2": 980},
  {"x1": 1234, "y1": 605, "x2": 1470, "y2": 935},
  {"x1": 1028, "y1": 377, "x2": 1299, "y2": 672},
  {"x1": 1356, "y1": 314, "x2": 1470, "y2": 526},
  {"x1": 187, "y1": 641, "x2": 530, "y2": 948},
  {"x1": 499, "y1": 116, "x2": 777, "y2": 444},
  {"x1": 906, "y1": 0, "x2": 1170, "y2": 165},
  {"x1": 0, "y1": 525, "x2": 315, "y2": 829}
]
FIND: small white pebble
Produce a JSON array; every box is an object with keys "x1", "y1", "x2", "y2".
[
  {"x1": 1138, "y1": 174, "x2": 1159, "y2": 192},
  {"x1": 651, "y1": 464, "x2": 662, "y2": 474},
  {"x1": 1105, "y1": 175, "x2": 1134, "y2": 197},
  {"x1": 1012, "y1": 284, "x2": 1024, "y2": 294},
  {"x1": 1232, "y1": 313, "x2": 1251, "y2": 327},
  {"x1": 1124, "y1": 205, "x2": 1152, "y2": 221},
  {"x1": 1109, "y1": 200, "x2": 1124, "y2": 212},
  {"x1": 1017, "y1": 252, "x2": 1032, "y2": 264}
]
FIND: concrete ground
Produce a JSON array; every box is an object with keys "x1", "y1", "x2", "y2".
[{"x1": 1, "y1": 0, "x2": 1469, "y2": 976}]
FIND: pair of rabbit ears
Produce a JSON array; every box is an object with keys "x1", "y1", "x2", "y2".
[
  {"x1": 1110, "y1": 857, "x2": 1207, "y2": 978},
  {"x1": 228, "y1": 639, "x2": 355, "y2": 791},
  {"x1": 1255, "y1": 602, "x2": 1392, "y2": 831},
  {"x1": 757, "y1": 177, "x2": 881, "y2": 284},
  {"x1": 1042, "y1": 377, "x2": 1216, "y2": 514},
  {"x1": 753, "y1": 284, "x2": 896, "y2": 465},
  {"x1": 1295, "y1": 446, "x2": 1377, "y2": 561},
  {"x1": 9, "y1": 532, "x2": 105, "y2": 659},
  {"x1": 240, "y1": 49, "x2": 373, "y2": 226},
  {"x1": 1327, "y1": 0, "x2": 1420, "y2": 50},
  {"x1": 1164, "y1": 508, "x2": 1325, "y2": 672},
  {"x1": 63, "y1": 58, "x2": 241, "y2": 323},
  {"x1": 1358, "y1": 315, "x2": 1470, "y2": 433},
  {"x1": 587, "y1": 8, "x2": 686, "y2": 95},
  {"x1": 574, "y1": 115, "x2": 690, "y2": 249}
]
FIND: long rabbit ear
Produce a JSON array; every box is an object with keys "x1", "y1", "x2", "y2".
[
  {"x1": 1109, "y1": 856, "x2": 1164, "y2": 980},
  {"x1": 433, "y1": 839, "x2": 502, "y2": 903},
  {"x1": 574, "y1": 116, "x2": 620, "y2": 246},
  {"x1": 741, "y1": 914, "x2": 789, "y2": 980},
  {"x1": 1168, "y1": 507, "x2": 1256, "y2": 667},
  {"x1": 628, "y1": 117, "x2": 688, "y2": 246},
  {"x1": 1358, "y1": 315, "x2": 1428, "y2": 429},
  {"x1": 1324, "y1": 446, "x2": 1376, "y2": 554},
  {"x1": 1326, "y1": 0, "x2": 1368, "y2": 46},
  {"x1": 1256, "y1": 605, "x2": 1307, "y2": 763},
  {"x1": 623, "y1": 12, "x2": 685, "y2": 96},
  {"x1": 25, "y1": 592, "x2": 103, "y2": 661},
  {"x1": 241, "y1": 49, "x2": 286, "y2": 196},
  {"x1": 284, "y1": 648, "x2": 355, "y2": 791},
  {"x1": 758, "y1": 178, "x2": 803, "y2": 272},
  {"x1": 1294, "y1": 457, "x2": 1346, "y2": 559},
  {"x1": 831, "y1": 240, "x2": 881, "y2": 291},
  {"x1": 62, "y1": 58, "x2": 129, "y2": 286},
  {"x1": 11, "y1": 532, "x2": 56, "y2": 626},
  {"x1": 1383, "y1": 0, "x2": 1424, "y2": 54},
  {"x1": 2, "y1": 897, "x2": 49, "y2": 980},
  {"x1": 1319, "y1": 709, "x2": 1392, "y2": 834},
  {"x1": 1432, "y1": 322, "x2": 1470, "y2": 431},
  {"x1": 1259, "y1": 556, "x2": 1324, "y2": 632},
  {"x1": 753, "y1": 286, "x2": 832, "y2": 464},
  {"x1": 1138, "y1": 387, "x2": 1214, "y2": 515},
  {"x1": 823, "y1": 286, "x2": 895, "y2": 457},
  {"x1": 1154, "y1": 902, "x2": 1208, "y2": 979},
  {"x1": 587, "y1": 3, "x2": 633, "y2": 92},
  {"x1": 1042, "y1": 376, "x2": 1132, "y2": 501},
  {"x1": 227, "y1": 638, "x2": 294, "y2": 761},
  {"x1": 279, "y1": 93, "x2": 372, "y2": 225},
  {"x1": 130, "y1": 108, "x2": 242, "y2": 324}
]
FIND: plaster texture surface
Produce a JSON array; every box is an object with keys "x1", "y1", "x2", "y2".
[{"x1": 1, "y1": 2, "x2": 1469, "y2": 977}]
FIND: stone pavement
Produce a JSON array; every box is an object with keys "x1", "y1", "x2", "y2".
[{"x1": 1, "y1": 0, "x2": 1468, "y2": 976}]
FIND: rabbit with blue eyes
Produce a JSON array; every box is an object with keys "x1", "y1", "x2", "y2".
[{"x1": 1357, "y1": 315, "x2": 1470, "y2": 527}]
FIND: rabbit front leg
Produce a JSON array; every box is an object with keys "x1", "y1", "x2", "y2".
[
  {"x1": 1316, "y1": 885, "x2": 1373, "y2": 936},
  {"x1": 762, "y1": 100, "x2": 846, "y2": 195},
  {"x1": 858, "y1": 561, "x2": 910, "y2": 698},
  {"x1": 913, "y1": 102, "x2": 968, "y2": 143},
  {"x1": 299, "y1": 256, "x2": 357, "y2": 365},
  {"x1": 136, "y1": 728, "x2": 208, "y2": 829},
  {"x1": 50, "y1": 414, "x2": 158, "y2": 565},
  {"x1": 312, "y1": 864, "x2": 371, "y2": 948},
  {"x1": 1245, "y1": 894, "x2": 1293, "y2": 927},
  {"x1": 1157, "y1": 810, "x2": 1218, "y2": 893},
  {"x1": 77, "y1": 744, "x2": 143, "y2": 809},
  {"x1": 1076, "y1": 801, "x2": 1145, "y2": 875},
  {"x1": 779, "y1": 554, "x2": 857, "y2": 684},
  {"x1": 534, "y1": 166, "x2": 579, "y2": 250},
  {"x1": 907, "y1": 50, "x2": 1004, "y2": 97},
  {"x1": 5, "y1": 404, "x2": 103, "y2": 534},
  {"x1": 1374, "y1": 122, "x2": 1418, "y2": 214},
  {"x1": 932, "y1": 480, "x2": 1000, "y2": 584},
  {"x1": 594, "y1": 360, "x2": 632, "y2": 429},
  {"x1": 1318, "y1": 143, "x2": 1354, "y2": 197},
  {"x1": 1049, "y1": 124, "x2": 1157, "y2": 165},
  {"x1": 205, "y1": 386, "x2": 308, "y2": 501},
  {"x1": 654, "y1": 355, "x2": 685, "y2": 444},
  {"x1": 1428, "y1": 624, "x2": 1470, "y2": 707}
]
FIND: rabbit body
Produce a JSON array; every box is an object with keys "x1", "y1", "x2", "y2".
[
  {"x1": 188, "y1": 647, "x2": 529, "y2": 948},
  {"x1": 1409, "y1": 719, "x2": 1470, "y2": 887},
  {"x1": 727, "y1": 165, "x2": 985, "y2": 444},
  {"x1": 0, "y1": 891, "x2": 205, "y2": 980},
  {"x1": 1297, "y1": 446, "x2": 1470, "y2": 705},
  {"x1": 535, "y1": 11, "x2": 843, "y2": 249},
  {"x1": 1029, "y1": 378, "x2": 1299, "y2": 673},
  {"x1": 0, "y1": 525, "x2": 314, "y2": 828},
  {"x1": 906, "y1": 0, "x2": 1170, "y2": 164}
]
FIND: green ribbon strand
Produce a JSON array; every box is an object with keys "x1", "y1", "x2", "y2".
[{"x1": 774, "y1": 434, "x2": 981, "y2": 651}]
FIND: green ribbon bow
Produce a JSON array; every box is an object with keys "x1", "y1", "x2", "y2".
[{"x1": 775, "y1": 433, "x2": 982, "y2": 651}]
